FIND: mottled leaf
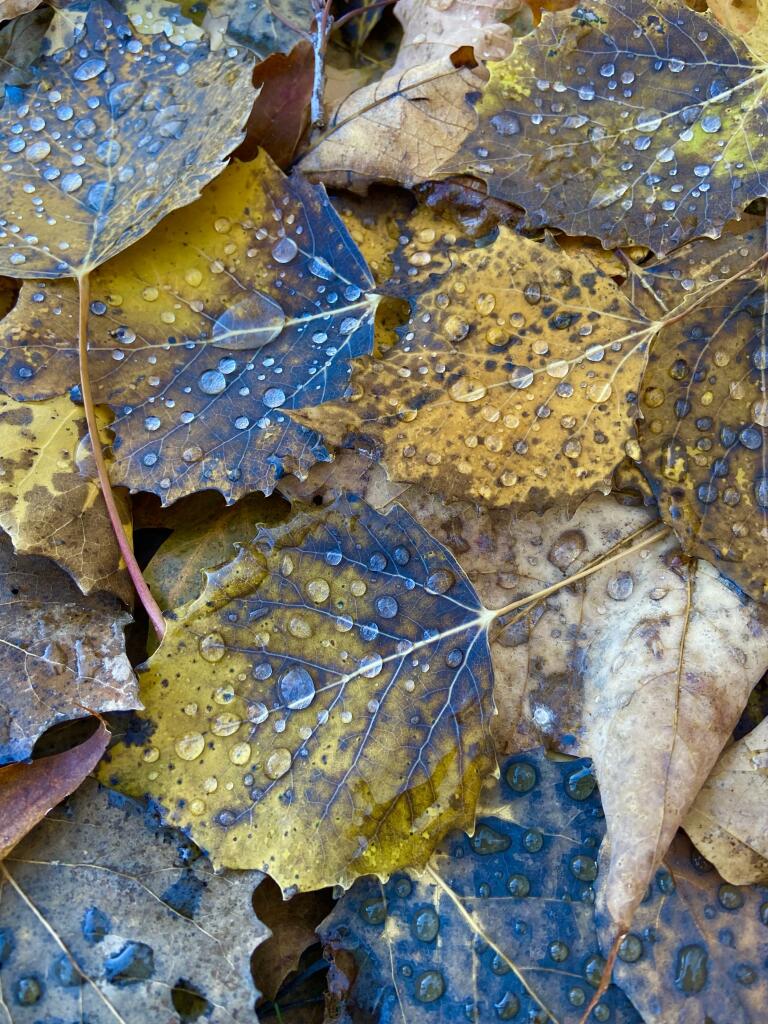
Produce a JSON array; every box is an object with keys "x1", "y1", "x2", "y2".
[
  {"x1": 0, "y1": 778, "x2": 267, "y2": 1022},
  {"x1": 684, "y1": 716, "x2": 768, "y2": 883},
  {"x1": 634, "y1": 223, "x2": 768, "y2": 601},
  {"x1": 320, "y1": 748, "x2": 642, "y2": 1024},
  {"x1": 0, "y1": 393, "x2": 130, "y2": 600},
  {"x1": 455, "y1": 0, "x2": 768, "y2": 253},
  {"x1": 100, "y1": 495, "x2": 495, "y2": 890},
  {"x1": 391, "y1": 0, "x2": 517, "y2": 70},
  {"x1": 0, "y1": 153, "x2": 378, "y2": 502},
  {"x1": 205, "y1": 0, "x2": 313, "y2": 58},
  {"x1": 295, "y1": 226, "x2": 653, "y2": 509},
  {"x1": 0, "y1": 8, "x2": 51, "y2": 95},
  {"x1": 0, "y1": 0, "x2": 254, "y2": 277},
  {"x1": 601, "y1": 833, "x2": 768, "y2": 1024},
  {"x1": 0, "y1": 530, "x2": 138, "y2": 766}
]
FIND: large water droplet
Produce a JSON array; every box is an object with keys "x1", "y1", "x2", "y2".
[
  {"x1": 265, "y1": 747, "x2": 292, "y2": 779},
  {"x1": 278, "y1": 667, "x2": 316, "y2": 710}
]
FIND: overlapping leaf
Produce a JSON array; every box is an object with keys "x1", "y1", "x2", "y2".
[
  {"x1": 0, "y1": 530, "x2": 137, "y2": 765},
  {"x1": 205, "y1": 0, "x2": 313, "y2": 58},
  {"x1": 634, "y1": 222, "x2": 768, "y2": 601},
  {"x1": 0, "y1": 393, "x2": 129, "y2": 600},
  {"x1": 295, "y1": 226, "x2": 653, "y2": 508},
  {"x1": 601, "y1": 834, "x2": 768, "y2": 1024},
  {"x1": 320, "y1": 749, "x2": 642, "y2": 1024},
  {"x1": 455, "y1": 0, "x2": 768, "y2": 253},
  {"x1": 100, "y1": 495, "x2": 495, "y2": 890},
  {"x1": 0, "y1": 0, "x2": 255, "y2": 277},
  {"x1": 0, "y1": 153, "x2": 378, "y2": 502},
  {"x1": 0, "y1": 779, "x2": 267, "y2": 1022},
  {"x1": 684, "y1": 716, "x2": 768, "y2": 883}
]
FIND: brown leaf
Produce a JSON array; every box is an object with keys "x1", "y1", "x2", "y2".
[
  {"x1": 0, "y1": 722, "x2": 108, "y2": 859},
  {"x1": 391, "y1": 0, "x2": 518, "y2": 70},
  {"x1": 684, "y1": 716, "x2": 768, "y2": 884}
]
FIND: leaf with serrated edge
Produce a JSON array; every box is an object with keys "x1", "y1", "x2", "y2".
[
  {"x1": 99, "y1": 494, "x2": 495, "y2": 890},
  {"x1": 0, "y1": 778, "x2": 267, "y2": 1023},
  {"x1": 295, "y1": 226, "x2": 653, "y2": 509},
  {"x1": 0, "y1": 0, "x2": 254, "y2": 278},
  {"x1": 453, "y1": 0, "x2": 768, "y2": 254},
  {"x1": 0, "y1": 530, "x2": 138, "y2": 766},
  {"x1": 0, "y1": 393, "x2": 130, "y2": 601},
  {"x1": 684, "y1": 716, "x2": 768, "y2": 883},
  {"x1": 320, "y1": 748, "x2": 642, "y2": 1024}
]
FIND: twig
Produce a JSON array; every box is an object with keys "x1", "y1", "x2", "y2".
[
  {"x1": 310, "y1": 0, "x2": 334, "y2": 129},
  {"x1": 75, "y1": 271, "x2": 166, "y2": 642}
]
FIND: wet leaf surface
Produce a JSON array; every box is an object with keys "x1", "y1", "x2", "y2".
[
  {"x1": 601, "y1": 833, "x2": 768, "y2": 1024},
  {"x1": 99, "y1": 495, "x2": 495, "y2": 890},
  {"x1": 0, "y1": 153, "x2": 378, "y2": 502},
  {"x1": 0, "y1": 393, "x2": 130, "y2": 600},
  {"x1": 634, "y1": 222, "x2": 768, "y2": 602},
  {"x1": 455, "y1": 0, "x2": 768, "y2": 254},
  {"x1": 0, "y1": 778, "x2": 267, "y2": 1022},
  {"x1": 0, "y1": 530, "x2": 138, "y2": 766},
  {"x1": 320, "y1": 748, "x2": 642, "y2": 1024},
  {"x1": 0, "y1": 0, "x2": 255, "y2": 277},
  {"x1": 684, "y1": 716, "x2": 768, "y2": 883},
  {"x1": 295, "y1": 227, "x2": 653, "y2": 508},
  {"x1": 206, "y1": 0, "x2": 313, "y2": 59}
]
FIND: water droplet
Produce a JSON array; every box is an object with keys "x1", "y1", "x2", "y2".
[
  {"x1": 471, "y1": 824, "x2": 511, "y2": 855},
  {"x1": 199, "y1": 369, "x2": 226, "y2": 395},
  {"x1": 412, "y1": 907, "x2": 440, "y2": 942},
  {"x1": 272, "y1": 237, "x2": 298, "y2": 263},
  {"x1": 414, "y1": 970, "x2": 445, "y2": 1003},
  {"x1": 490, "y1": 112, "x2": 521, "y2": 136},
  {"x1": 74, "y1": 57, "x2": 107, "y2": 81},
  {"x1": 506, "y1": 760, "x2": 537, "y2": 793},
  {"x1": 60, "y1": 172, "x2": 83, "y2": 193},
  {"x1": 674, "y1": 944, "x2": 708, "y2": 994},
  {"x1": 507, "y1": 874, "x2": 530, "y2": 896},
  {"x1": 426, "y1": 569, "x2": 455, "y2": 594},
  {"x1": 200, "y1": 632, "x2": 225, "y2": 662},
  {"x1": 618, "y1": 934, "x2": 643, "y2": 962},
  {"x1": 306, "y1": 579, "x2": 330, "y2": 603},
  {"x1": 606, "y1": 571, "x2": 634, "y2": 601},
  {"x1": 376, "y1": 595, "x2": 398, "y2": 618},
  {"x1": 265, "y1": 748, "x2": 292, "y2": 779},
  {"x1": 229, "y1": 741, "x2": 251, "y2": 765},
  {"x1": 264, "y1": 387, "x2": 286, "y2": 408},
  {"x1": 175, "y1": 732, "x2": 205, "y2": 761},
  {"x1": 278, "y1": 667, "x2": 316, "y2": 710},
  {"x1": 358, "y1": 897, "x2": 386, "y2": 924},
  {"x1": 547, "y1": 529, "x2": 586, "y2": 571}
]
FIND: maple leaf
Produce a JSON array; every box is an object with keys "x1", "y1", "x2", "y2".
[
  {"x1": 294, "y1": 226, "x2": 653, "y2": 509},
  {"x1": 0, "y1": 393, "x2": 130, "y2": 601},
  {"x1": 0, "y1": 779, "x2": 267, "y2": 1022},
  {"x1": 684, "y1": 716, "x2": 768, "y2": 883},
  {"x1": 453, "y1": 0, "x2": 768, "y2": 254},
  {"x1": 99, "y1": 494, "x2": 496, "y2": 890},
  {"x1": 0, "y1": 723, "x2": 108, "y2": 858},
  {"x1": 0, "y1": 153, "x2": 378, "y2": 503},
  {"x1": 0, "y1": 0, "x2": 255, "y2": 278},
  {"x1": 600, "y1": 833, "x2": 768, "y2": 1023},
  {"x1": 633, "y1": 222, "x2": 768, "y2": 601},
  {"x1": 320, "y1": 748, "x2": 642, "y2": 1024},
  {"x1": 0, "y1": 530, "x2": 138, "y2": 765}
]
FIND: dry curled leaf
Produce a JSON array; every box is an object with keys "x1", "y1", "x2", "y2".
[
  {"x1": 0, "y1": 530, "x2": 138, "y2": 766},
  {"x1": 684, "y1": 716, "x2": 768, "y2": 884},
  {"x1": 100, "y1": 495, "x2": 495, "y2": 891},
  {"x1": 0, "y1": 393, "x2": 130, "y2": 601},
  {"x1": 0, "y1": 778, "x2": 268, "y2": 1022}
]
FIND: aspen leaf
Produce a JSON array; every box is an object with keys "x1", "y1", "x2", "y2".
[
  {"x1": 0, "y1": 779, "x2": 267, "y2": 1022},
  {"x1": 205, "y1": 0, "x2": 313, "y2": 58},
  {"x1": 0, "y1": 0, "x2": 254, "y2": 277},
  {"x1": 100, "y1": 495, "x2": 495, "y2": 890},
  {"x1": 454, "y1": 0, "x2": 768, "y2": 253},
  {"x1": 0, "y1": 530, "x2": 138, "y2": 766}
]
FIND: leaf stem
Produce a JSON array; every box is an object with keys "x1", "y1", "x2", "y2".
[
  {"x1": 310, "y1": 0, "x2": 334, "y2": 129},
  {"x1": 76, "y1": 272, "x2": 166, "y2": 641}
]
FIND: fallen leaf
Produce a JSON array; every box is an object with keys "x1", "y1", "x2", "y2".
[
  {"x1": 633, "y1": 223, "x2": 768, "y2": 601},
  {"x1": 294, "y1": 226, "x2": 653, "y2": 508},
  {"x1": 0, "y1": 778, "x2": 268, "y2": 1022},
  {"x1": 300, "y1": 55, "x2": 484, "y2": 190},
  {"x1": 0, "y1": 722, "x2": 108, "y2": 859},
  {"x1": 684, "y1": 716, "x2": 768, "y2": 884},
  {"x1": 453, "y1": 0, "x2": 768, "y2": 253},
  {"x1": 600, "y1": 833, "x2": 768, "y2": 1024},
  {"x1": 0, "y1": 0, "x2": 254, "y2": 277},
  {"x1": 0, "y1": 7, "x2": 51, "y2": 95},
  {"x1": 0, "y1": 153, "x2": 379, "y2": 502},
  {"x1": 707, "y1": 0, "x2": 759, "y2": 35},
  {"x1": 0, "y1": 393, "x2": 130, "y2": 601},
  {"x1": 205, "y1": 0, "x2": 313, "y2": 58},
  {"x1": 391, "y1": 0, "x2": 518, "y2": 70},
  {"x1": 99, "y1": 494, "x2": 495, "y2": 890},
  {"x1": 320, "y1": 748, "x2": 642, "y2": 1024},
  {"x1": 0, "y1": 529, "x2": 138, "y2": 765}
]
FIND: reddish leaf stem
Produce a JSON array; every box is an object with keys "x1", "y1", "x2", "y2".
[{"x1": 76, "y1": 272, "x2": 166, "y2": 642}]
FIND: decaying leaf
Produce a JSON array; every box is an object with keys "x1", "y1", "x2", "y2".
[
  {"x1": 0, "y1": 779, "x2": 268, "y2": 1022},
  {"x1": 0, "y1": 530, "x2": 138, "y2": 765},
  {"x1": 455, "y1": 0, "x2": 768, "y2": 253},
  {"x1": 634, "y1": 223, "x2": 768, "y2": 601},
  {"x1": 0, "y1": 393, "x2": 130, "y2": 600},
  {"x1": 0, "y1": 153, "x2": 378, "y2": 502},
  {"x1": 0, "y1": 722, "x2": 108, "y2": 859},
  {"x1": 0, "y1": 8, "x2": 51, "y2": 95},
  {"x1": 391, "y1": 0, "x2": 518, "y2": 70},
  {"x1": 0, "y1": 0, "x2": 254, "y2": 277},
  {"x1": 295, "y1": 226, "x2": 653, "y2": 508},
  {"x1": 100, "y1": 495, "x2": 495, "y2": 890},
  {"x1": 205, "y1": 0, "x2": 313, "y2": 58},
  {"x1": 320, "y1": 748, "x2": 642, "y2": 1024},
  {"x1": 684, "y1": 716, "x2": 768, "y2": 883},
  {"x1": 601, "y1": 833, "x2": 768, "y2": 1024}
]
